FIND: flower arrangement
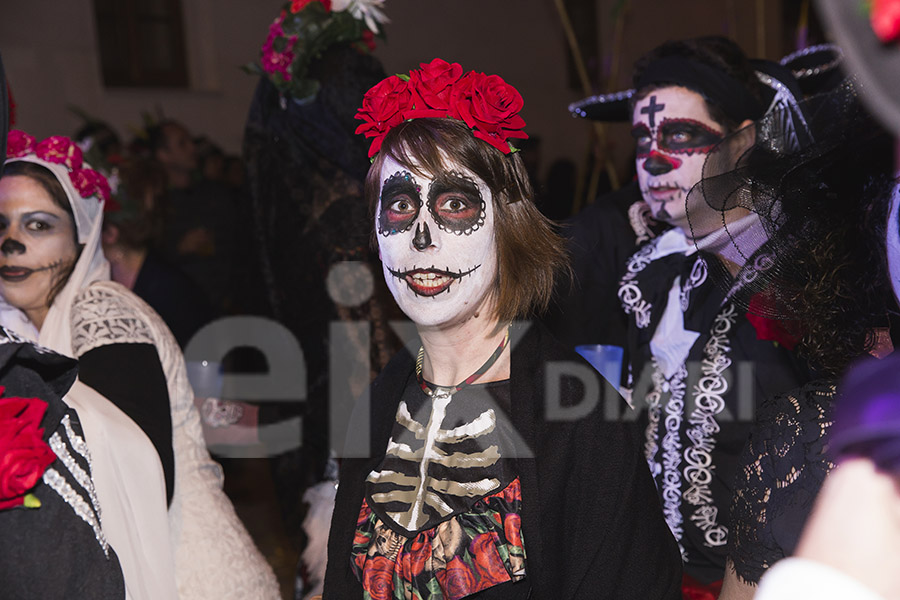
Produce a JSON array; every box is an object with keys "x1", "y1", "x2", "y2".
[
  {"x1": 245, "y1": 0, "x2": 388, "y2": 102},
  {"x1": 7, "y1": 131, "x2": 112, "y2": 203},
  {"x1": 355, "y1": 58, "x2": 529, "y2": 157},
  {"x1": 0, "y1": 388, "x2": 55, "y2": 511}
]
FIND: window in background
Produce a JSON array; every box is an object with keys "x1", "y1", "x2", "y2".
[{"x1": 93, "y1": 0, "x2": 189, "y2": 88}]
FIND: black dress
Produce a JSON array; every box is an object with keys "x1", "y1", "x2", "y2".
[
  {"x1": 0, "y1": 328, "x2": 125, "y2": 599},
  {"x1": 728, "y1": 380, "x2": 836, "y2": 584},
  {"x1": 324, "y1": 322, "x2": 683, "y2": 599}
]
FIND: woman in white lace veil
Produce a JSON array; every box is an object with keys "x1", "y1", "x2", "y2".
[{"x1": 0, "y1": 130, "x2": 280, "y2": 600}]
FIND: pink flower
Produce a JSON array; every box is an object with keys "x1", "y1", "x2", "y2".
[
  {"x1": 70, "y1": 168, "x2": 111, "y2": 202},
  {"x1": 872, "y1": 0, "x2": 900, "y2": 43},
  {"x1": 6, "y1": 130, "x2": 36, "y2": 158},
  {"x1": 0, "y1": 390, "x2": 55, "y2": 511},
  {"x1": 354, "y1": 75, "x2": 414, "y2": 157},
  {"x1": 291, "y1": 0, "x2": 331, "y2": 12},
  {"x1": 35, "y1": 136, "x2": 83, "y2": 171}
]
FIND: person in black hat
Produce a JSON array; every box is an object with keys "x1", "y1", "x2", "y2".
[{"x1": 572, "y1": 36, "x2": 816, "y2": 592}]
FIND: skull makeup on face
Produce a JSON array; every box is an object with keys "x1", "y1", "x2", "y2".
[
  {"x1": 632, "y1": 86, "x2": 725, "y2": 233},
  {"x1": 376, "y1": 155, "x2": 497, "y2": 328}
]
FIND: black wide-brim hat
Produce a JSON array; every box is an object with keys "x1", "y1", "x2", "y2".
[
  {"x1": 568, "y1": 44, "x2": 844, "y2": 122},
  {"x1": 815, "y1": 0, "x2": 900, "y2": 135}
]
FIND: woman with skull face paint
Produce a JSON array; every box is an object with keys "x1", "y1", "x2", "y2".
[
  {"x1": 323, "y1": 59, "x2": 683, "y2": 600},
  {"x1": 0, "y1": 131, "x2": 280, "y2": 600}
]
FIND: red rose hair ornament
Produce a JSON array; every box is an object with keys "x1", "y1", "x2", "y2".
[
  {"x1": 6, "y1": 130, "x2": 111, "y2": 203},
  {"x1": 355, "y1": 58, "x2": 529, "y2": 157}
]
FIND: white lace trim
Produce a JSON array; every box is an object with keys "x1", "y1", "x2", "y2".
[{"x1": 70, "y1": 285, "x2": 155, "y2": 357}]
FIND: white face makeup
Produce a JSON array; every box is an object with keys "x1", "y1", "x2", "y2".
[
  {"x1": 632, "y1": 86, "x2": 725, "y2": 234},
  {"x1": 0, "y1": 175, "x2": 78, "y2": 327},
  {"x1": 376, "y1": 155, "x2": 498, "y2": 329}
]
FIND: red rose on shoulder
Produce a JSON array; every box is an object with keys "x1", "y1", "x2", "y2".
[
  {"x1": 0, "y1": 392, "x2": 55, "y2": 510},
  {"x1": 470, "y1": 533, "x2": 510, "y2": 589},
  {"x1": 361, "y1": 555, "x2": 395, "y2": 600},
  {"x1": 436, "y1": 556, "x2": 478, "y2": 600},
  {"x1": 35, "y1": 136, "x2": 84, "y2": 171},
  {"x1": 407, "y1": 58, "x2": 464, "y2": 119},
  {"x1": 7, "y1": 130, "x2": 36, "y2": 158},
  {"x1": 746, "y1": 292, "x2": 801, "y2": 350},
  {"x1": 355, "y1": 75, "x2": 413, "y2": 157},
  {"x1": 503, "y1": 512, "x2": 523, "y2": 547}
]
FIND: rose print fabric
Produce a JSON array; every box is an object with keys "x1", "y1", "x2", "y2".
[{"x1": 351, "y1": 477, "x2": 526, "y2": 600}]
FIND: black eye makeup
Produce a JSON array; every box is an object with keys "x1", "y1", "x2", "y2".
[
  {"x1": 378, "y1": 171, "x2": 422, "y2": 236},
  {"x1": 657, "y1": 118, "x2": 723, "y2": 155},
  {"x1": 426, "y1": 171, "x2": 485, "y2": 235},
  {"x1": 631, "y1": 123, "x2": 653, "y2": 159}
]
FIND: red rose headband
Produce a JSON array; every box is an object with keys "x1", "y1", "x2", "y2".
[
  {"x1": 5, "y1": 130, "x2": 112, "y2": 244},
  {"x1": 355, "y1": 58, "x2": 528, "y2": 157},
  {"x1": 6, "y1": 130, "x2": 111, "y2": 203}
]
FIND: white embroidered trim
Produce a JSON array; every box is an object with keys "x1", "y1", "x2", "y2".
[
  {"x1": 62, "y1": 413, "x2": 91, "y2": 462},
  {"x1": 683, "y1": 303, "x2": 737, "y2": 549},
  {"x1": 618, "y1": 243, "x2": 657, "y2": 330},
  {"x1": 49, "y1": 426, "x2": 103, "y2": 528},
  {"x1": 680, "y1": 257, "x2": 708, "y2": 312},
  {"x1": 42, "y1": 467, "x2": 109, "y2": 556}
]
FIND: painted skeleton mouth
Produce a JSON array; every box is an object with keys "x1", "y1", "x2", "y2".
[
  {"x1": 647, "y1": 185, "x2": 684, "y2": 202},
  {"x1": 0, "y1": 266, "x2": 34, "y2": 282},
  {"x1": 387, "y1": 264, "x2": 480, "y2": 297}
]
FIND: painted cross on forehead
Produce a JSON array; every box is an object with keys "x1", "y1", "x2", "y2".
[{"x1": 632, "y1": 94, "x2": 726, "y2": 176}]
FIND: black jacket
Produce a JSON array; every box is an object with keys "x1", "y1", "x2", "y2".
[{"x1": 324, "y1": 322, "x2": 682, "y2": 599}]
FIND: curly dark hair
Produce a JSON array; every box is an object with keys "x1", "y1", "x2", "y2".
[
  {"x1": 785, "y1": 148, "x2": 896, "y2": 376},
  {"x1": 631, "y1": 36, "x2": 767, "y2": 133}
]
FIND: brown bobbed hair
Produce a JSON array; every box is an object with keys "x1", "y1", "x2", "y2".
[{"x1": 364, "y1": 118, "x2": 569, "y2": 324}]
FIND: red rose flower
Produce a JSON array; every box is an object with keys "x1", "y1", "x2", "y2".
[
  {"x1": 361, "y1": 555, "x2": 394, "y2": 600},
  {"x1": 0, "y1": 393, "x2": 55, "y2": 510},
  {"x1": 503, "y1": 512, "x2": 523, "y2": 547},
  {"x1": 290, "y1": 0, "x2": 330, "y2": 13},
  {"x1": 357, "y1": 499, "x2": 372, "y2": 525},
  {"x1": 399, "y1": 532, "x2": 432, "y2": 578},
  {"x1": 361, "y1": 30, "x2": 376, "y2": 52},
  {"x1": 35, "y1": 136, "x2": 83, "y2": 171},
  {"x1": 500, "y1": 477, "x2": 522, "y2": 504},
  {"x1": 745, "y1": 292, "x2": 801, "y2": 350},
  {"x1": 7, "y1": 130, "x2": 36, "y2": 158},
  {"x1": 407, "y1": 58, "x2": 464, "y2": 119},
  {"x1": 470, "y1": 533, "x2": 510, "y2": 589},
  {"x1": 451, "y1": 72, "x2": 527, "y2": 154},
  {"x1": 872, "y1": 0, "x2": 900, "y2": 43},
  {"x1": 436, "y1": 556, "x2": 478, "y2": 600},
  {"x1": 355, "y1": 75, "x2": 413, "y2": 157},
  {"x1": 353, "y1": 528, "x2": 371, "y2": 548},
  {"x1": 70, "y1": 168, "x2": 111, "y2": 202}
]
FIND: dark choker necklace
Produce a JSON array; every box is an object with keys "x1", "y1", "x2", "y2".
[{"x1": 415, "y1": 328, "x2": 510, "y2": 398}]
